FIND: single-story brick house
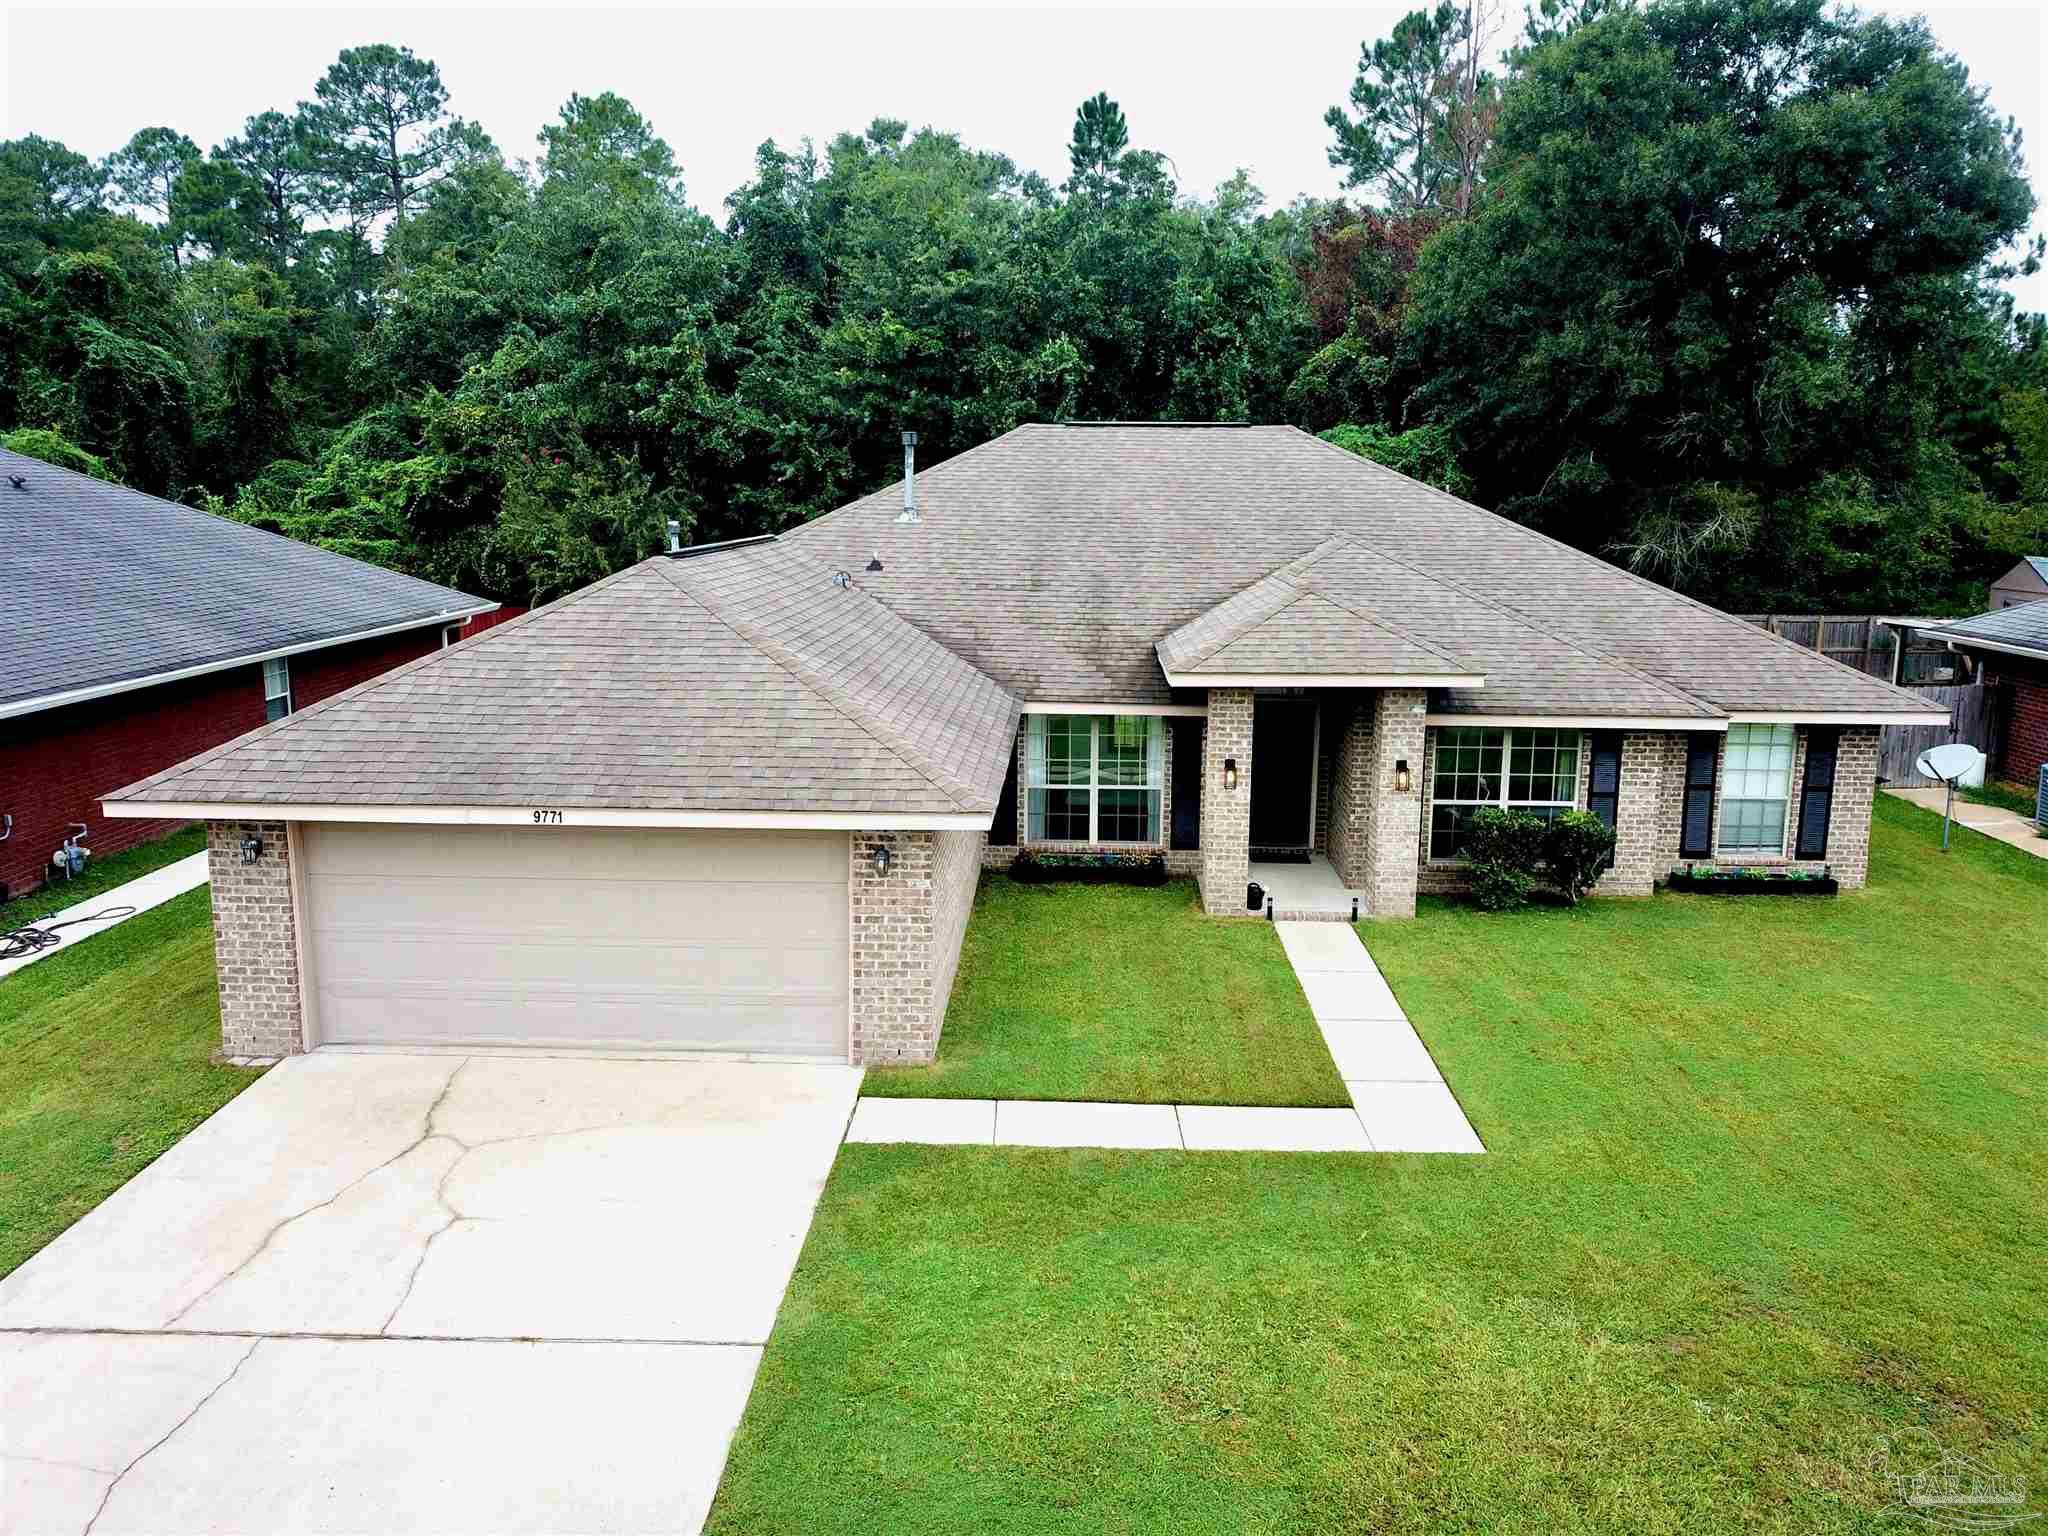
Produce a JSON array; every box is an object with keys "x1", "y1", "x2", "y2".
[
  {"x1": 0, "y1": 448, "x2": 493, "y2": 903},
  {"x1": 104, "y1": 424, "x2": 1945, "y2": 1065},
  {"x1": 1916, "y1": 599, "x2": 2048, "y2": 789}
]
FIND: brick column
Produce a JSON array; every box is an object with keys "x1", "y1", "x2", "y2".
[
  {"x1": 207, "y1": 819, "x2": 303, "y2": 1059},
  {"x1": 1199, "y1": 688, "x2": 1254, "y2": 915},
  {"x1": 849, "y1": 828, "x2": 991, "y2": 1065},
  {"x1": 1361, "y1": 689, "x2": 1426, "y2": 919},
  {"x1": 1594, "y1": 732, "x2": 1664, "y2": 896},
  {"x1": 1326, "y1": 694, "x2": 1373, "y2": 888},
  {"x1": 1825, "y1": 726, "x2": 1879, "y2": 889}
]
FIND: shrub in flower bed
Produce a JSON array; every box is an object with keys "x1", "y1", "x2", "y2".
[
  {"x1": 1009, "y1": 849, "x2": 1170, "y2": 886},
  {"x1": 1666, "y1": 864, "x2": 1838, "y2": 896}
]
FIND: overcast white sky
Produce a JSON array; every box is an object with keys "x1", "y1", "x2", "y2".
[{"x1": 3, "y1": 0, "x2": 2043, "y2": 311}]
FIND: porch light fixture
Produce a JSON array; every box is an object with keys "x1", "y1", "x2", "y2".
[
  {"x1": 239, "y1": 834, "x2": 263, "y2": 865},
  {"x1": 871, "y1": 842, "x2": 893, "y2": 877},
  {"x1": 1393, "y1": 759, "x2": 1412, "y2": 794},
  {"x1": 1224, "y1": 757, "x2": 1238, "y2": 791}
]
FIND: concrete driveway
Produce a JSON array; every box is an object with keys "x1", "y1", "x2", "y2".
[{"x1": 0, "y1": 1050, "x2": 862, "y2": 1534}]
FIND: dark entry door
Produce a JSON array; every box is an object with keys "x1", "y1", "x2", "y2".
[{"x1": 1250, "y1": 697, "x2": 1316, "y2": 853}]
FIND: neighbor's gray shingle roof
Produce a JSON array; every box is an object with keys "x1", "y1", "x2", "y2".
[
  {"x1": 2026, "y1": 556, "x2": 2048, "y2": 587},
  {"x1": 1919, "y1": 601, "x2": 2048, "y2": 658},
  {"x1": 107, "y1": 540, "x2": 1020, "y2": 816},
  {"x1": 788, "y1": 424, "x2": 1941, "y2": 717},
  {"x1": 0, "y1": 447, "x2": 490, "y2": 715}
]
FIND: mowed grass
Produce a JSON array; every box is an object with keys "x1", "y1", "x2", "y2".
[
  {"x1": 0, "y1": 822, "x2": 205, "y2": 929},
  {"x1": 0, "y1": 887, "x2": 261, "y2": 1276},
  {"x1": 710, "y1": 797, "x2": 2046, "y2": 1534},
  {"x1": 862, "y1": 878, "x2": 1349, "y2": 1107}
]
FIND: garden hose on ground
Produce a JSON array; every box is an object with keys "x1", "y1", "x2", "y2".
[{"x1": 0, "y1": 907, "x2": 139, "y2": 963}]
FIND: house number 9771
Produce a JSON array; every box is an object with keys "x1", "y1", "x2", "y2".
[{"x1": 531, "y1": 809, "x2": 564, "y2": 824}]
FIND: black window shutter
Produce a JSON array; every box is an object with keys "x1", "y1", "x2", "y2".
[
  {"x1": 988, "y1": 744, "x2": 1019, "y2": 847},
  {"x1": 1169, "y1": 716, "x2": 1202, "y2": 851},
  {"x1": 1796, "y1": 729, "x2": 1838, "y2": 859},
  {"x1": 1587, "y1": 733, "x2": 1622, "y2": 830},
  {"x1": 1679, "y1": 733, "x2": 1719, "y2": 858}
]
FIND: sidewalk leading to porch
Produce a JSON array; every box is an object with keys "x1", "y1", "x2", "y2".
[{"x1": 841, "y1": 921, "x2": 1484, "y2": 1155}]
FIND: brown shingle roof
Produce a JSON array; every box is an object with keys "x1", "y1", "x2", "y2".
[
  {"x1": 107, "y1": 541, "x2": 1019, "y2": 817},
  {"x1": 788, "y1": 423, "x2": 1943, "y2": 717}
]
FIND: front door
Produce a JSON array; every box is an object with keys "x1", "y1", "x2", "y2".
[{"x1": 1250, "y1": 696, "x2": 1317, "y2": 856}]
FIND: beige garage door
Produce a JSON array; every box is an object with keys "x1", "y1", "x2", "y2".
[{"x1": 300, "y1": 824, "x2": 848, "y2": 1056}]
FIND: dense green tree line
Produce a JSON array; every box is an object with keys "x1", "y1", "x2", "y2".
[{"x1": 2, "y1": 2, "x2": 2042, "y2": 613}]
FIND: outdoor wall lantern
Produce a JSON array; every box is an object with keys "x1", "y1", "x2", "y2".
[
  {"x1": 1224, "y1": 757, "x2": 1239, "y2": 791},
  {"x1": 239, "y1": 834, "x2": 263, "y2": 865},
  {"x1": 871, "y1": 842, "x2": 893, "y2": 876},
  {"x1": 1393, "y1": 759, "x2": 1412, "y2": 794}
]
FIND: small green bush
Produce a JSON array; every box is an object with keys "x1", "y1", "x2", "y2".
[
  {"x1": 1464, "y1": 807, "x2": 1548, "y2": 912},
  {"x1": 1544, "y1": 810, "x2": 1618, "y2": 906}
]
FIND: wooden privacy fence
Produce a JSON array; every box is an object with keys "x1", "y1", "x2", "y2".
[
  {"x1": 1738, "y1": 615, "x2": 1963, "y2": 683},
  {"x1": 1877, "y1": 683, "x2": 2005, "y2": 786}
]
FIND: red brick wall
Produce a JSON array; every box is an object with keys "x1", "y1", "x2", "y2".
[
  {"x1": 1988, "y1": 655, "x2": 2048, "y2": 787},
  {"x1": 0, "y1": 625, "x2": 446, "y2": 903}
]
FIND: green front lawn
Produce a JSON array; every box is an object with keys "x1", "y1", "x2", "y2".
[
  {"x1": 711, "y1": 796, "x2": 2046, "y2": 1533},
  {"x1": 862, "y1": 878, "x2": 1348, "y2": 1107},
  {"x1": 0, "y1": 886, "x2": 260, "y2": 1277}
]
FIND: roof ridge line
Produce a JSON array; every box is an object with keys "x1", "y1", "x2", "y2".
[
  {"x1": 1276, "y1": 542, "x2": 1473, "y2": 670},
  {"x1": 648, "y1": 556, "x2": 996, "y2": 813},
  {"x1": 784, "y1": 427, "x2": 1029, "y2": 544},
  {"x1": 1286, "y1": 425, "x2": 1932, "y2": 710},
  {"x1": 106, "y1": 565, "x2": 641, "y2": 801},
  {"x1": 1306, "y1": 525, "x2": 1721, "y2": 716}
]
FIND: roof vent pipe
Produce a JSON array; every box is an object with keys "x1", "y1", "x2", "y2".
[
  {"x1": 897, "y1": 431, "x2": 919, "y2": 524},
  {"x1": 665, "y1": 519, "x2": 681, "y2": 555}
]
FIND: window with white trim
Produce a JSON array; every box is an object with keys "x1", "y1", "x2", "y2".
[
  {"x1": 1024, "y1": 715, "x2": 1163, "y2": 843},
  {"x1": 1717, "y1": 722, "x2": 1795, "y2": 853},
  {"x1": 1428, "y1": 727, "x2": 1579, "y2": 859},
  {"x1": 262, "y1": 657, "x2": 292, "y2": 722}
]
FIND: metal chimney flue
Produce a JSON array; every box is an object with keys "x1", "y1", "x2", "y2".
[
  {"x1": 897, "y1": 431, "x2": 919, "y2": 524},
  {"x1": 665, "y1": 519, "x2": 681, "y2": 554}
]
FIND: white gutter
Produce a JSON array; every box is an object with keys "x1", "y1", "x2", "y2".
[
  {"x1": 1424, "y1": 713, "x2": 1726, "y2": 730},
  {"x1": 1727, "y1": 711, "x2": 1953, "y2": 726},
  {"x1": 1163, "y1": 670, "x2": 1485, "y2": 689},
  {"x1": 1, "y1": 605, "x2": 499, "y2": 721},
  {"x1": 99, "y1": 801, "x2": 992, "y2": 831},
  {"x1": 1925, "y1": 633, "x2": 2048, "y2": 664},
  {"x1": 1022, "y1": 701, "x2": 1209, "y2": 717}
]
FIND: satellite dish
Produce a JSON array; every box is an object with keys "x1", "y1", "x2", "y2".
[{"x1": 1916, "y1": 743, "x2": 1984, "y2": 783}]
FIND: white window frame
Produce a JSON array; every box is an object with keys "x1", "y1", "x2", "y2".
[
  {"x1": 1024, "y1": 714, "x2": 1164, "y2": 845},
  {"x1": 1427, "y1": 726, "x2": 1580, "y2": 861},
  {"x1": 1716, "y1": 722, "x2": 1796, "y2": 855},
  {"x1": 262, "y1": 657, "x2": 293, "y2": 722}
]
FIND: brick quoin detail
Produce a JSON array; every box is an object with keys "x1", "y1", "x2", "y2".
[
  {"x1": 1198, "y1": 688, "x2": 1254, "y2": 915},
  {"x1": 1360, "y1": 689, "x2": 1426, "y2": 919},
  {"x1": 850, "y1": 828, "x2": 984, "y2": 1065},
  {"x1": 207, "y1": 819, "x2": 303, "y2": 1059}
]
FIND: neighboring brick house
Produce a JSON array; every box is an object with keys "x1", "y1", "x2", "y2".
[
  {"x1": 0, "y1": 447, "x2": 493, "y2": 902},
  {"x1": 1916, "y1": 600, "x2": 2048, "y2": 790},
  {"x1": 105, "y1": 424, "x2": 1945, "y2": 1066}
]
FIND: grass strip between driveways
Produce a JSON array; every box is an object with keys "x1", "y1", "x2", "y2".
[
  {"x1": 0, "y1": 822, "x2": 206, "y2": 930},
  {"x1": 0, "y1": 886, "x2": 261, "y2": 1277},
  {"x1": 861, "y1": 877, "x2": 1350, "y2": 1108},
  {"x1": 710, "y1": 795, "x2": 2047, "y2": 1534}
]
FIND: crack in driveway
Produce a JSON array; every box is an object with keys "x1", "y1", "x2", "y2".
[
  {"x1": 80, "y1": 1337, "x2": 262, "y2": 1535},
  {"x1": 165, "y1": 1058, "x2": 474, "y2": 1327}
]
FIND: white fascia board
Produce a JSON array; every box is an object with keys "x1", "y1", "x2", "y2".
[
  {"x1": 1021, "y1": 701, "x2": 1209, "y2": 716},
  {"x1": 0, "y1": 605, "x2": 501, "y2": 721},
  {"x1": 1164, "y1": 670, "x2": 1485, "y2": 689},
  {"x1": 99, "y1": 802, "x2": 992, "y2": 831},
  {"x1": 1925, "y1": 633, "x2": 2048, "y2": 664},
  {"x1": 1423, "y1": 713, "x2": 1728, "y2": 730},
  {"x1": 1727, "y1": 710, "x2": 1954, "y2": 726}
]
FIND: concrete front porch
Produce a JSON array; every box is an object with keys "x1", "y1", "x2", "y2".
[{"x1": 1248, "y1": 855, "x2": 1368, "y2": 921}]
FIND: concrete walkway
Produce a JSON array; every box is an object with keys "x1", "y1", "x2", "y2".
[
  {"x1": 0, "y1": 850, "x2": 210, "y2": 983},
  {"x1": 845, "y1": 921, "x2": 1483, "y2": 1155},
  {"x1": 1885, "y1": 785, "x2": 2047, "y2": 860}
]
